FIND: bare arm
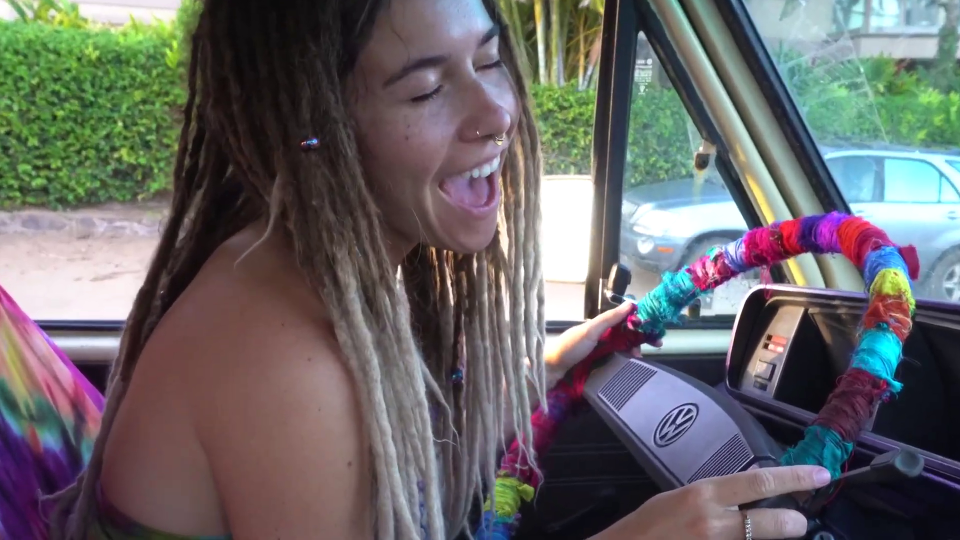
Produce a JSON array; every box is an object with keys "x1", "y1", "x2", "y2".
[
  {"x1": 196, "y1": 322, "x2": 371, "y2": 539},
  {"x1": 173, "y1": 237, "x2": 372, "y2": 539}
]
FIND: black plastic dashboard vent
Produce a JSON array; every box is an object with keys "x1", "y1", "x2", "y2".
[
  {"x1": 598, "y1": 361, "x2": 657, "y2": 411},
  {"x1": 687, "y1": 433, "x2": 753, "y2": 483}
]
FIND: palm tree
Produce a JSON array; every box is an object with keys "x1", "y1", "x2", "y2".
[{"x1": 499, "y1": 0, "x2": 605, "y2": 88}]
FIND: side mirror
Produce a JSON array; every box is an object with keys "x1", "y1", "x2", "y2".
[{"x1": 603, "y1": 263, "x2": 632, "y2": 309}]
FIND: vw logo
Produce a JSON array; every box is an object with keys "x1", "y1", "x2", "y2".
[{"x1": 653, "y1": 403, "x2": 699, "y2": 448}]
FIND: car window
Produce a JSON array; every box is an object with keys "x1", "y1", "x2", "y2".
[
  {"x1": 743, "y1": 0, "x2": 960, "y2": 304},
  {"x1": 883, "y1": 158, "x2": 945, "y2": 203},
  {"x1": 0, "y1": 1, "x2": 597, "y2": 323},
  {"x1": 949, "y1": 160, "x2": 960, "y2": 175},
  {"x1": 940, "y1": 178, "x2": 960, "y2": 203},
  {"x1": 824, "y1": 156, "x2": 878, "y2": 202},
  {"x1": 618, "y1": 31, "x2": 752, "y2": 317},
  {"x1": 541, "y1": 175, "x2": 593, "y2": 320}
]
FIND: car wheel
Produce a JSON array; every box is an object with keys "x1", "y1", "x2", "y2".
[
  {"x1": 682, "y1": 236, "x2": 737, "y2": 268},
  {"x1": 681, "y1": 237, "x2": 732, "y2": 310},
  {"x1": 925, "y1": 249, "x2": 960, "y2": 303}
]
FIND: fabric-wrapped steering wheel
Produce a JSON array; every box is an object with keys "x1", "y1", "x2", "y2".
[{"x1": 475, "y1": 211, "x2": 920, "y2": 539}]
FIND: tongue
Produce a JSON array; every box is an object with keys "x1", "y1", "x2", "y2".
[{"x1": 440, "y1": 175, "x2": 490, "y2": 208}]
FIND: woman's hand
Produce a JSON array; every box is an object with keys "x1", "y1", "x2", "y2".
[
  {"x1": 594, "y1": 465, "x2": 831, "y2": 539},
  {"x1": 544, "y1": 301, "x2": 661, "y2": 388}
]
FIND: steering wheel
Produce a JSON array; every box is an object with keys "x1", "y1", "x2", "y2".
[{"x1": 474, "y1": 211, "x2": 921, "y2": 539}]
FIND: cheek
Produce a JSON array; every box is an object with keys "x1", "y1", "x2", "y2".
[{"x1": 357, "y1": 113, "x2": 445, "y2": 194}]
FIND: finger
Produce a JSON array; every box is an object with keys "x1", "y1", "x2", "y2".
[
  {"x1": 589, "y1": 301, "x2": 635, "y2": 332},
  {"x1": 738, "y1": 508, "x2": 809, "y2": 540},
  {"x1": 716, "y1": 466, "x2": 831, "y2": 506}
]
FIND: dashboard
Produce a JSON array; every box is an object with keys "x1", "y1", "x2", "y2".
[{"x1": 726, "y1": 285, "x2": 960, "y2": 481}]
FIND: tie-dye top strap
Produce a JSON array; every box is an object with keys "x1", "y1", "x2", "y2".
[{"x1": 87, "y1": 485, "x2": 232, "y2": 540}]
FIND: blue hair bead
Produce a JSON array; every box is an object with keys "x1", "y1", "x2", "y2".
[{"x1": 300, "y1": 137, "x2": 320, "y2": 151}]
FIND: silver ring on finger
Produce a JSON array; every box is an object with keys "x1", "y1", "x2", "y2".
[{"x1": 742, "y1": 511, "x2": 753, "y2": 540}]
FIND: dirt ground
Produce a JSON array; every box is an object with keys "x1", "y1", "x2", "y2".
[
  {"x1": 0, "y1": 232, "x2": 593, "y2": 321},
  {"x1": 0, "y1": 233, "x2": 157, "y2": 320},
  {"x1": 0, "y1": 231, "x2": 753, "y2": 321}
]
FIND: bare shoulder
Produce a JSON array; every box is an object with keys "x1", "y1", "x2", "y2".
[{"x1": 144, "y1": 225, "x2": 372, "y2": 538}]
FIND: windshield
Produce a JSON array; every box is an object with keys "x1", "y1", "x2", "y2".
[{"x1": 742, "y1": 0, "x2": 960, "y2": 304}]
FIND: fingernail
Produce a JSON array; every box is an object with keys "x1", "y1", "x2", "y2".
[{"x1": 814, "y1": 468, "x2": 832, "y2": 486}]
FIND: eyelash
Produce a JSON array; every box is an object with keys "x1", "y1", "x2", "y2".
[{"x1": 410, "y1": 59, "x2": 505, "y2": 104}]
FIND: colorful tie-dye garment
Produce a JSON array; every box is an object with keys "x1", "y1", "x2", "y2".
[
  {"x1": 0, "y1": 285, "x2": 229, "y2": 539},
  {"x1": 0, "y1": 284, "x2": 103, "y2": 538}
]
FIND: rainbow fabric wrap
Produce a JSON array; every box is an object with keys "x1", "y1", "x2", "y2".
[
  {"x1": 475, "y1": 212, "x2": 919, "y2": 539},
  {"x1": 0, "y1": 285, "x2": 104, "y2": 538}
]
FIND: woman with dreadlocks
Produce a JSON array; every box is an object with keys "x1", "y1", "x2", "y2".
[{"x1": 12, "y1": 0, "x2": 831, "y2": 538}]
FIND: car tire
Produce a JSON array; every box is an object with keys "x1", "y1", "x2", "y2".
[
  {"x1": 682, "y1": 236, "x2": 739, "y2": 268},
  {"x1": 924, "y1": 248, "x2": 960, "y2": 303}
]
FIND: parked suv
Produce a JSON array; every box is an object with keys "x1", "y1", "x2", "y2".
[{"x1": 621, "y1": 146, "x2": 960, "y2": 301}]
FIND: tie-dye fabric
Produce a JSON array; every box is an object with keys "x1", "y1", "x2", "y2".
[
  {"x1": 0, "y1": 284, "x2": 103, "y2": 539},
  {"x1": 0, "y1": 284, "x2": 226, "y2": 540}
]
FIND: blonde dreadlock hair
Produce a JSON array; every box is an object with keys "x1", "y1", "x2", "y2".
[{"x1": 45, "y1": 0, "x2": 545, "y2": 539}]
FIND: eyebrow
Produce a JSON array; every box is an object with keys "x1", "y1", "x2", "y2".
[{"x1": 382, "y1": 24, "x2": 501, "y2": 88}]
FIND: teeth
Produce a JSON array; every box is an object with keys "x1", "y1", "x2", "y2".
[{"x1": 465, "y1": 155, "x2": 501, "y2": 179}]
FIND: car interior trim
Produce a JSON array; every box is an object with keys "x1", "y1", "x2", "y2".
[
  {"x1": 680, "y1": 0, "x2": 866, "y2": 294},
  {"x1": 710, "y1": 0, "x2": 851, "y2": 216},
  {"x1": 586, "y1": 0, "x2": 638, "y2": 320},
  {"x1": 632, "y1": 0, "x2": 783, "y2": 292},
  {"x1": 52, "y1": 328, "x2": 733, "y2": 367},
  {"x1": 648, "y1": 0, "x2": 823, "y2": 290}
]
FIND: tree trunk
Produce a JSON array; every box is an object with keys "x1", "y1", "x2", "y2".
[
  {"x1": 581, "y1": 31, "x2": 602, "y2": 90},
  {"x1": 534, "y1": 0, "x2": 549, "y2": 84},
  {"x1": 578, "y1": 15, "x2": 586, "y2": 88},
  {"x1": 550, "y1": 0, "x2": 565, "y2": 86}
]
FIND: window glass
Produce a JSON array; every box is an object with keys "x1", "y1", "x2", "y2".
[
  {"x1": 618, "y1": 32, "x2": 755, "y2": 317},
  {"x1": 941, "y1": 178, "x2": 960, "y2": 203},
  {"x1": 949, "y1": 160, "x2": 960, "y2": 175},
  {"x1": 743, "y1": 0, "x2": 960, "y2": 303},
  {"x1": 0, "y1": 1, "x2": 597, "y2": 322},
  {"x1": 883, "y1": 159, "x2": 942, "y2": 202},
  {"x1": 824, "y1": 156, "x2": 878, "y2": 202},
  {"x1": 541, "y1": 175, "x2": 593, "y2": 320}
]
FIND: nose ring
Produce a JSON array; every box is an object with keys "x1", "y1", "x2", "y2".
[{"x1": 494, "y1": 134, "x2": 505, "y2": 146}]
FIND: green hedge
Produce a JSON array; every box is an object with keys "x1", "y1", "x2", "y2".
[
  {"x1": 2, "y1": 20, "x2": 959, "y2": 208},
  {"x1": 531, "y1": 85, "x2": 693, "y2": 185},
  {"x1": 0, "y1": 21, "x2": 183, "y2": 208}
]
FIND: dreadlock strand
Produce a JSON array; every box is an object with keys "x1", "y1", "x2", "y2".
[
  {"x1": 452, "y1": 255, "x2": 482, "y2": 530},
  {"x1": 471, "y1": 253, "x2": 503, "y2": 527}
]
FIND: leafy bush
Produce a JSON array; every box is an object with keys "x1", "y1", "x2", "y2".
[
  {"x1": 0, "y1": 21, "x2": 184, "y2": 208},
  {"x1": 531, "y1": 85, "x2": 693, "y2": 185},
  {"x1": 1, "y1": 15, "x2": 959, "y2": 208}
]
